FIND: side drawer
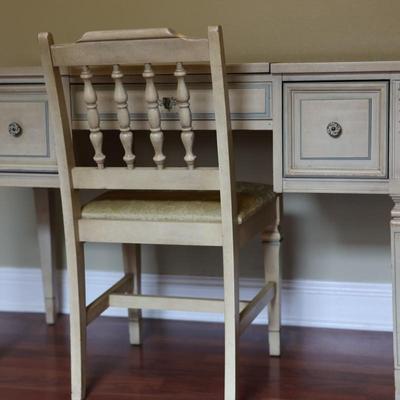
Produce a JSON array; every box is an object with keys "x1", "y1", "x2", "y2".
[
  {"x1": 283, "y1": 81, "x2": 388, "y2": 178},
  {"x1": 0, "y1": 85, "x2": 56, "y2": 173}
]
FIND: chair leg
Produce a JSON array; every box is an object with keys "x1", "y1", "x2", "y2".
[
  {"x1": 222, "y1": 243, "x2": 240, "y2": 400},
  {"x1": 122, "y1": 243, "x2": 142, "y2": 345},
  {"x1": 263, "y1": 195, "x2": 282, "y2": 357},
  {"x1": 68, "y1": 242, "x2": 87, "y2": 400},
  {"x1": 34, "y1": 188, "x2": 57, "y2": 325}
]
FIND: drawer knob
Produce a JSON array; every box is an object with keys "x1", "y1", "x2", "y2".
[
  {"x1": 8, "y1": 122, "x2": 22, "y2": 137},
  {"x1": 327, "y1": 121, "x2": 342, "y2": 138}
]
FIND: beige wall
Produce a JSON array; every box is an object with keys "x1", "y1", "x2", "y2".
[
  {"x1": 1, "y1": 0, "x2": 400, "y2": 66},
  {"x1": 0, "y1": 0, "x2": 396, "y2": 283}
]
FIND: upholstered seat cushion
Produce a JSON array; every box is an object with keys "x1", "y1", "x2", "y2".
[{"x1": 81, "y1": 182, "x2": 275, "y2": 224}]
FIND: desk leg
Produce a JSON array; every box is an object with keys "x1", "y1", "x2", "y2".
[
  {"x1": 34, "y1": 188, "x2": 57, "y2": 325},
  {"x1": 391, "y1": 196, "x2": 400, "y2": 399},
  {"x1": 263, "y1": 195, "x2": 282, "y2": 357}
]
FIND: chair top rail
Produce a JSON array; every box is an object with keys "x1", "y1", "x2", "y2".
[
  {"x1": 51, "y1": 34, "x2": 210, "y2": 67},
  {"x1": 77, "y1": 28, "x2": 182, "y2": 42}
]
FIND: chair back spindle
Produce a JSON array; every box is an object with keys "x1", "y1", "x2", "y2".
[
  {"x1": 81, "y1": 66, "x2": 105, "y2": 169},
  {"x1": 175, "y1": 62, "x2": 196, "y2": 169},
  {"x1": 112, "y1": 64, "x2": 135, "y2": 169},
  {"x1": 143, "y1": 63, "x2": 166, "y2": 169}
]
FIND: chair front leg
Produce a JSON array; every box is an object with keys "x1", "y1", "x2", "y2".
[
  {"x1": 223, "y1": 242, "x2": 240, "y2": 400},
  {"x1": 263, "y1": 195, "x2": 282, "y2": 357},
  {"x1": 122, "y1": 243, "x2": 143, "y2": 345}
]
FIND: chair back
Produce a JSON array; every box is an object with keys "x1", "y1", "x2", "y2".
[{"x1": 39, "y1": 26, "x2": 237, "y2": 228}]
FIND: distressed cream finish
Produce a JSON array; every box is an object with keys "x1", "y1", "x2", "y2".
[{"x1": 39, "y1": 27, "x2": 281, "y2": 400}]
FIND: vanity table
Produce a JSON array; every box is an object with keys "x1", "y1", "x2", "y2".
[{"x1": 2, "y1": 60, "x2": 400, "y2": 396}]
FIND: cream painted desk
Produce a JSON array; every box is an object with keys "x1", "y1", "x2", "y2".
[
  {"x1": 0, "y1": 63, "x2": 272, "y2": 323},
  {"x1": 3, "y1": 61, "x2": 400, "y2": 395}
]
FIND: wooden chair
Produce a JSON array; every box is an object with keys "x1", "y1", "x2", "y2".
[{"x1": 39, "y1": 26, "x2": 282, "y2": 400}]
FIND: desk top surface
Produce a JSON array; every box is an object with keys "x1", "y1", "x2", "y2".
[{"x1": 271, "y1": 61, "x2": 400, "y2": 74}]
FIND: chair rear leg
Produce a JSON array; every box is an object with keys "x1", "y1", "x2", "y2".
[
  {"x1": 122, "y1": 243, "x2": 142, "y2": 345},
  {"x1": 223, "y1": 243, "x2": 240, "y2": 400},
  {"x1": 68, "y1": 242, "x2": 87, "y2": 400},
  {"x1": 263, "y1": 195, "x2": 282, "y2": 357}
]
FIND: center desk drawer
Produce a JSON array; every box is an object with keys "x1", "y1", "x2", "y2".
[
  {"x1": 70, "y1": 81, "x2": 272, "y2": 131},
  {"x1": 0, "y1": 85, "x2": 56, "y2": 173},
  {"x1": 284, "y1": 81, "x2": 388, "y2": 178}
]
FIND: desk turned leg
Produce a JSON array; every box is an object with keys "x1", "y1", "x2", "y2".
[
  {"x1": 263, "y1": 195, "x2": 282, "y2": 357},
  {"x1": 34, "y1": 188, "x2": 57, "y2": 325},
  {"x1": 391, "y1": 196, "x2": 400, "y2": 399}
]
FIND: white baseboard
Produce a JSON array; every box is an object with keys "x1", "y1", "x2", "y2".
[{"x1": 0, "y1": 266, "x2": 393, "y2": 332}]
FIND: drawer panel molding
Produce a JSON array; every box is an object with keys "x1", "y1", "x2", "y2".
[
  {"x1": 0, "y1": 85, "x2": 56, "y2": 173},
  {"x1": 284, "y1": 81, "x2": 388, "y2": 179},
  {"x1": 70, "y1": 81, "x2": 272, "y2": 130}
]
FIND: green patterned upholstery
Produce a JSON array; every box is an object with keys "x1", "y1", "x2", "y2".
[{"x1": 81, "y1": 182, "x2": 276, "y2": 224}]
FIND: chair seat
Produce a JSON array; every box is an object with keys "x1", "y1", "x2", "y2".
[{"x1": 81, "y1": 182, "x2": 275, "y2": 224}]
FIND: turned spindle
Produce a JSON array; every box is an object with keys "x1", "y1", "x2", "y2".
[
  {"x1": 80, "y1": 66, "x2": 105, "y2": 169},
  {"x1": 112, "y1": 65, "x2": 135, "y2": 169},
  {"x1": 143, "y1": 63, "x2": 166, "y2": 169},
  {"x1": 175, "y1": 62, "x2": 196, "y2": 169}
]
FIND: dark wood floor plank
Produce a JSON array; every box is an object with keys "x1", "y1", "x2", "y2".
[{"x1": 0, "y1": 312, "x2": 394, "y2": 399}]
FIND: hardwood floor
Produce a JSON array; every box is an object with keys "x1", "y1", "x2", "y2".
[{"x1": 0, "y1": 313, "x2": 394, "y2": 399}]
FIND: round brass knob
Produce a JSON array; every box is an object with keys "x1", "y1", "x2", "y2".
[
  {"x1": 327, "y1": 121, "x2": 342, "y2": 138},
  {"x1": 8, "y1": 122, "x2": 22, "y2": 137}
]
